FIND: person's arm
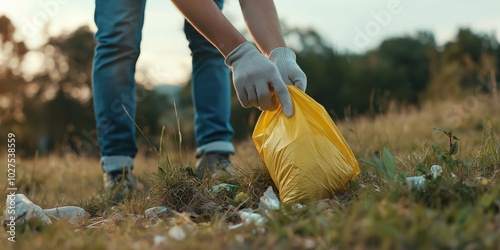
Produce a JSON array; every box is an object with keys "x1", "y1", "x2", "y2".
[
  {"x1": 239, "y1": 0, "x2": 307, "y2": 91},
  {"x1": 239, "y1": 0, "x2": 286, "y2": 56},
  {"x1": 171, "y1": 0, "x2": 245, "y2": 56},
  {"x1": 171, "y1": 0, "x2": 294, "y2": 117}
]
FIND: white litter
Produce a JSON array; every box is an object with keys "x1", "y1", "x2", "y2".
[
  {"x1": 43, "y1": 206, "x2": 90, "y2": 225},
  {"x1": 229, "y1": 186, "x2": 281, "y2": 231},
  {"x1": 406, "y1": 165, "x2": 447, "y2": 190},
  {"x1": 228, "y1": 210, "x2": 267, "y2": 233},
  {"x1": 2, "y1": 194, "x2": 52, "y2": 229},
  {"x1": 238, "y1": 211, "x2": 266, "y2": 226},
  {"x1": 258, "y1": 186, "x2": 280, "y2": 212},
  {"x1": 2, "y1": 194, "x2": 91, "y2": 231},
  {"x1": 145, "y1": 206, "x2": 169, "y2": 219}
]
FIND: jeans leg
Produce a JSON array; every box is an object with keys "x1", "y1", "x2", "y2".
[
  {"x1": 92, "y1": 0, "x2": 146, "y2": 172},
  {"x1": 184, "y1": 0, "x2": 235, "y2": 158}
]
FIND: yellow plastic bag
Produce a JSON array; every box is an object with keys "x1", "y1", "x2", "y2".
[{"x1": 252, "y1": 86, "x2": 360, "y2": 204}]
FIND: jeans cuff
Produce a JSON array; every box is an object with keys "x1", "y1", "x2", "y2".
[
  {"x1": 196, "y1": 141, "x2": 235, "y2": 158},
  {"x1": 101, "y1": 156, "x2": 134, "y2": 173}
]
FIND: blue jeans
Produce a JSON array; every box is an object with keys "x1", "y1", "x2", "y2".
[{"x1": 92, "y1": 0, "x2": 235, "y2": 173}]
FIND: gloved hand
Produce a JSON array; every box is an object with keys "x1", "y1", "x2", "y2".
[
  {"x1": 268, "y1": 47, "x2": 307, "y2": 92},
  {"x1": 225, "y1": 42, "x2": 294, "y2": 117}
]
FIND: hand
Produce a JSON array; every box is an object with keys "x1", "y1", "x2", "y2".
[
  {"x1": 225, "y1": 42, "x2": 294, "y2": 117},
  {"x1": 268, "y1": 47, "x2": 307, "y2": 92}
]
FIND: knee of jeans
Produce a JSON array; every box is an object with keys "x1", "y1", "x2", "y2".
[
  {"x1": 96, "y1": 23, "x2": 142, "y2": 54},
  {"x1": 95, "y1": 34, "x2": 141, "y2": 58},
  {"x1": 190, "y1": 41, "x2": 220, "y2": 57}
]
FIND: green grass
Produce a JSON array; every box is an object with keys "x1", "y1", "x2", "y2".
[{"x1": 1, "y1": 97, "x2": 500, "y2": 249}]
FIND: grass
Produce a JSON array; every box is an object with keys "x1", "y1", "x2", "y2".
[{"x1": 1, "y1": 96, "x2": 500, "y2": 249}]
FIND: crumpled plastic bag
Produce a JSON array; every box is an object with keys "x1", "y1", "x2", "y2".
[
  {"x1": 2, "y1": 194, "x2": 90, "y2": 232},
  {"x1": 43, "y1": 206, "x2": 90, "y2": 225},
  {"x1": 2, "y1": 194, "x2": 52, "y2": 229},
  {"x1": 252, "y1": 86, "x2": 360, "y2": 203},
  {"x1": 258, "y1": 186, "x2": 280, "y2": 212}
]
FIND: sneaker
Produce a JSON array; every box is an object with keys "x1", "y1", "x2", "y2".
[
  {"x1": 195, "y1": 153, "x2": 240, "y2": 181},
  {"x1": 103, "y1": 169, "x2": 135, "y2": 201}
]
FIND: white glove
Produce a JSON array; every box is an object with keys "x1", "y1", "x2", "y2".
[
  {"x1": 225, "y1": 42, "x2": 294, "y2": 117},
  {"x1": 268, "y1": 47, "x2": 307, "y2": 92}
]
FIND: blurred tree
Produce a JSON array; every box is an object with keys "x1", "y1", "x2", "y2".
[
  {"x1": 377, "y1": 35, "x2": 433, "y2": 103},
  {"x1": 291, "y1": 28, "x2": 434, "y2": 117},
  {"x1": 0, "y1": 15, "x2": 29, "y2": 122},
  {"x1": 440, "y1": 28, "x2": 498, "y2": 91},
  {"x1": 284, "y1": 27, "x2": 350, "y2": 117},
  {"x1": 31, "y1": 26, "x2": 97, "y2": 156},
  {"x1": 0, "y1": 15, "x2": 32, "y2": 155}
]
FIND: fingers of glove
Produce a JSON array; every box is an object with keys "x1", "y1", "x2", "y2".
[
  {"x1": 235, "y1": 87, "x2": 252, "y2": 108},
  {"x1": 274, "y1": 59, "x2": 307, "y2": 92},
  {"x1": 290, "y1": 65, "x2": 307, "y2": 92},
  {"x1": 246, "y1": 87, "x2": 258, "y2": 108},
  {"x1": 271, "y1": 77, "x2": 294, "y2": 117},
  {"x1": 255, "y1": 84, "x2": 273, "y2": 111},
  {"x1": 294, "y1": 79, "x2": 307, "y2": 92}
]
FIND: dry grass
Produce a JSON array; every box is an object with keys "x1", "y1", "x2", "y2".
[{"x1": 1, "y1": 96, "x2": 500, "y2": 249}]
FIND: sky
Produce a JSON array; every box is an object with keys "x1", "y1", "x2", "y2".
[{"x1": 1, "y1": 0, "x2": 499, "y2": 85}]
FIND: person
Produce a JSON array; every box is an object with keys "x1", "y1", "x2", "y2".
[{"x1": 92, "y1": 0, "x2": 307, "y2": 195}]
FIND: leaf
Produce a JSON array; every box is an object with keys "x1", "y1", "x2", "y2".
[
  {"x1": 433, "y1": 127, "x2": 450, "y2": 136},
  {"x1": 360, "y1": 158, "x2": 378, "y2": 168},
  {"x1": 361, "y1": 157, "x2": 387, "y2": 178},
  {"x1": 433, "y1": 127, "x2": 446, "y2": 133},
  {"x1": 440, "y1": 154, "x2": 451, "y2": 164},
  {"x1": 373, "y1": 155, "x2": 388, "y2": 177},
  {"x1": 450, "y1": 142, "x2": 458, "y2": 155},
  {"x1": 452, "y1": 135, "x2": 461, "y2": 141},
  {"x1": 382, "y1": 147, "x2": 397, "y2": 180},
  {"x1": 431, "y1": 144, "x2": 437, "y2": 152}
]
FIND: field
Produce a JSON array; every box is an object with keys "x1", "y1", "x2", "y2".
[{"x1": 1, "y1": 95, "x2": 500, "y2": 250}]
